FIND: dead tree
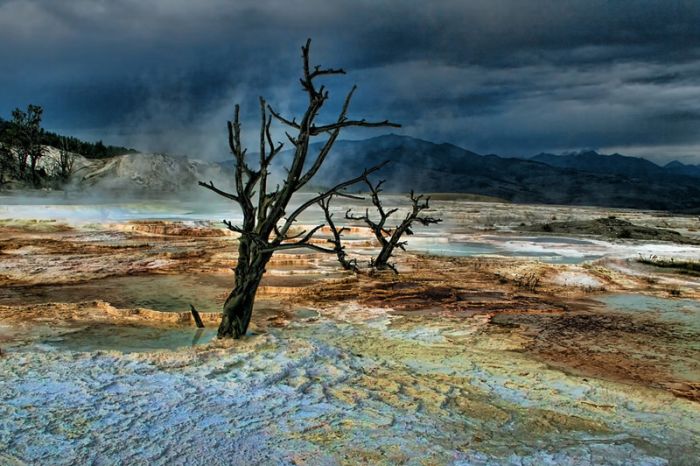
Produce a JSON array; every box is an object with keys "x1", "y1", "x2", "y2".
[
  {"x1": 199, "y1": 39, "x2": 399, "y2": 338},
  {"x1": 347, "y1": 179, "x2": 442, "y2": 273},
  {"x1": 58, "y1": 136, "x2": 75, "y2": 182},
  {"x1": 318, "y1": 195, "x2": 359, "y2": 272}
]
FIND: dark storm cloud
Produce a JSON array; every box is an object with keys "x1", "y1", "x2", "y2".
[
  {"x1": 655, "y1": 110, "x2": 700, "y2": 122},
  {"x1": 1, "y1": 0, "x2": 700, "y2": 161}
]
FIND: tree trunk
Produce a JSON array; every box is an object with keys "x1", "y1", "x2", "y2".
[
  {"x1": 218, "y1": 281, "x2": 260, "y2": 338},
  {"x1": 217, "y1": 242, "x2": 272, "y2": 339},
  {"x1": 374, "y1": 233, "x2": 403, "y2": 269},
  {"x1": 374, "y1": 247, "x2": 392, "y2": 269}
]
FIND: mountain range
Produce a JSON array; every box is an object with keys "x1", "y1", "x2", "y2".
[
  {"x1": 531, "y1": 150, "x2": 700, "y2": 181},
  {"x1": 249, "y1": 134, "x2": 700, "y2": 211},
  {"x1": 36, "y1": 134, "x2": 700, "y2": 211}
]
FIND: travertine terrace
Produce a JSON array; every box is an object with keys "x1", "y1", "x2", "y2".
[{"x1": 1, "y1": 197, "x2": 699, "y2": 464}]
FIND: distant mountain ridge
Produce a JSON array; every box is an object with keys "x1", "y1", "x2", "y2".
[
  {"x1": 663, "y1": 160, "x2": 700, "y2": 178},
  {"x1": 258, "y1": 134, "x2": 700, "y2": 211},
  {"x1": 19, "y1": 133, "x2": 700, "y2": 211},
  {"x1": 531, "y1": 150, "x2": 700, "y2": 181}
]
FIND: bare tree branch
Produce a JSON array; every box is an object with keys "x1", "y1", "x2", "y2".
[
  {"x1": 275, "y1": 161, "x2": 389, "y2": 241},
  {"x1": 310, "y1": 119, "x2": 401, "y2": 135},
  {"x1": 268, "y1": 106, "x2": 300, "y2": 129},
  {"x1": 319, "y1": 195, "x2": 359, "y2": 272},
  {"x1": 262, "y1": 224, "x2": 329, "y2": 253},
  {"x1": 198, "y1": 181, "x2": 241, "y2": 203},
  {"x1": 265, "y1": 242, "x2": 336, "y2": 254}
]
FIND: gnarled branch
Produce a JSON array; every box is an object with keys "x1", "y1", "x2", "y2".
[
  {"x1": 198, "y1": 181, "x2": 240, "y2": 203},
  {"x1": 319, "y1": 196, "x2": 359, "y2": 272},
  {"x1": 275, "y1": 161, "x2": 389, "y2": 242}
]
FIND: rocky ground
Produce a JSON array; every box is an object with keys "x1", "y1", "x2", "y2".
[
  {"x1": 519, "y1": 216, "x2": 700, "y2": 244},
  {"x1": 0, "y1": 200, "x2": 699, "y2": 465}
]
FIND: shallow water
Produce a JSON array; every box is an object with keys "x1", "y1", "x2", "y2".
[
  {"x1": 0, "y1": 194, "x2": 355, "y2": 225},
  {"x1": 509, "y1": 251, "x2": 602, "y2": 264},
  {"x1": 599, "y1": 293, "x2": 700, "y2": 332},
  {"x1": 0, "y1": 195, "x2": 243, "y2": 222},
  {"x1": 0, "y1": 274, "x2": 231, "y2": 312},
  {"x1": 518, "y1": 236, "x2": 596, "y2": 245},
  {"x1": 408, "y1": 238, "x2": 602, "y2": 264},
  {"x1": 39, "y1": 324, "x2": 217, "y2": 353},
  {"x1": 4, "y1": 197, "x2": 699, "y2": 266},
  {"x1": 408, "y1": 240, "x2": 499, "y2": 256}
]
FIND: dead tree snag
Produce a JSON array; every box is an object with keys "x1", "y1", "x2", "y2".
[
  {"x1": 347, "y1": 179, "x2": 442, "y2": 273},
  {"x1": 199, "y1": 39, "x2": 399, "y2": 338}
]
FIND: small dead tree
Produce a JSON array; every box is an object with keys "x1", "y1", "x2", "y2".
[
  {"x1": 58, "y1": 136, "x2": 76, "y2": 182},
  {"x1": 347, "y1": 179, "x2": 442, "y2": 273},
  {"x1": 199, "y1": 39, "x2": 399, "y2": 338},
  {"x1": 319, "y1": 195, "x2": 359, "y2": 273}
]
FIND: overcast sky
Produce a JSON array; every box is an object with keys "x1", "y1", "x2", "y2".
[{"x1": 1, "y1": 0, "x2": 700, "y2": 163}]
